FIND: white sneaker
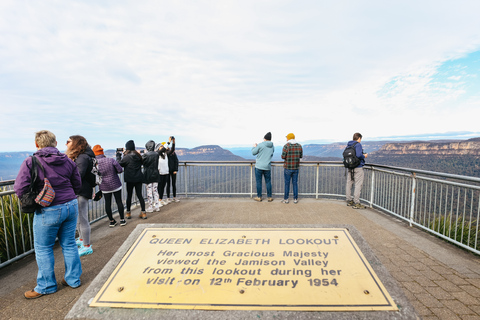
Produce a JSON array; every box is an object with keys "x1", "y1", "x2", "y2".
[
  {"x1": 154, "y1": 206, "x2": 160, "y2": 212},
  {"x1": 160, "y1": 200, "x2": 168, "y2": 206},
  {"x1": 167, "y1": 198, "x2": 173, "y2": 203},
  {"x1": 146, "y1": 206, "x2": 153, "y2": 213},
  {"x1": 173, "y1": 198, "x2": 180, "y2": 203}
]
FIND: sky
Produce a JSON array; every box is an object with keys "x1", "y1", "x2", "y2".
[{"x1": 1, "y1": 0, "x2": 480, "y2": 152}]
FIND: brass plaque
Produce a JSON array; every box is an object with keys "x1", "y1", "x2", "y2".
[{"x1": 90, "y1": 228, "x2": 398, "y2": 311}]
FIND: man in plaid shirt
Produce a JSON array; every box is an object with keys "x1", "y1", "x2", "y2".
[{"x1": 281, "y1": 133, "x2": 303, "y2": 204}]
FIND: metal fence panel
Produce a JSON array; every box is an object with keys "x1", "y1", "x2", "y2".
[{"x1": 2, "y1": 161, "x2": 480, "y2": 268}]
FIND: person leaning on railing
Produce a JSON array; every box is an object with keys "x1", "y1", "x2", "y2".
[{"x1": 14, "y1": 130, "x2": 83, "y2": 299}]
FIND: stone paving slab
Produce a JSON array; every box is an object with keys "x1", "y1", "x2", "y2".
[
  {"x1": 1, "y1": 197, "x2": 479, "y2": 320},
  {"x1": 66, "y1": 223, "x2": 417, "y2": 320}
]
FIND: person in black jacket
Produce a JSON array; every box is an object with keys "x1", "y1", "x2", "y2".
[
  {"x1": 166, "y1": 137, "x2": 179, "y2": 202},
  {"x1": 66, "y1": 135, "x2": 95, "y2": 256},
  {"x1": 116, "y1": 140, "x2": 146, "y2": 219},
  {"x1": 142, "y1": 140, "x2": 160, "y2": 212}
]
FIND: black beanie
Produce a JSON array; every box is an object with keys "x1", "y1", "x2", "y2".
[
  {"x1": 125, "y1": 140, "x2": 135, "y2": 151},
  {"x1": 264, "y1": 132, "x2": 272, "y2": 141}
]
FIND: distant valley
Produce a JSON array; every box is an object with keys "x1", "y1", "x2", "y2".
[{"x1": 2, "y1": 138, "x2": 480, "y2": 180}]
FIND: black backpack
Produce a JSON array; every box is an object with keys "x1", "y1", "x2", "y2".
[{"x1": 343, "y1": 142, "x2": 360, "y2": 169}]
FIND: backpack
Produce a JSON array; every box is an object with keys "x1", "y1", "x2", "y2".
[
  {"x1": 343, "y1": 142, "x2": 360, "y2": 169},
  {"x1": 90, "y1": 157, "x2": 102, "y2": 185}
]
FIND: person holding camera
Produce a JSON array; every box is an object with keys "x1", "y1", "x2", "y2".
[
  {"x1": 116, "y1": 140, "x2": 146, "y2": 219},
  {"x1": 142, "y1": 140, "x2": 161, "y2": 212},
  {"x1": 92, "y1": 145, "x2": 126, "y2": 227},
  {"x1": 166, "y1": 136, "x2": 179, "y2": 203},
  {"x1": 157, "y1": 137, "x2": 175, "y2": 206}
]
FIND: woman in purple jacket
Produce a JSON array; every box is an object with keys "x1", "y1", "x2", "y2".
[
  {"x1": 14, "y1": 130, "x2": 83, "y2": 299},
  {"x1": 92, "y1": 145, "x2": 126, "y2": 227}
]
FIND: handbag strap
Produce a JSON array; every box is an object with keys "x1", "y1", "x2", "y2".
[
  {"x1": 29, "y1": 155, "x2": 46, "y2": 190},
  {"x1": 28, "y1": 156, "x2": 38, "y2": 191}
]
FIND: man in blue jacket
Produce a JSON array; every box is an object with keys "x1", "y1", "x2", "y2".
[
  {"x1": 346, "y1": 132, "x2": 368, "y2": 209},
  {"x1": 252, "y1": 132, "x2": 275, "y2": 202}
]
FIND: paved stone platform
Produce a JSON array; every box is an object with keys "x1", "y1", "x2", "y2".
[{"x1": 1, "y1": 198, "x2": 480, "y2": 319}]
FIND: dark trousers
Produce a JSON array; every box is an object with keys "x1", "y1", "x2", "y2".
[
  {"x1": 158, "y1": 175, "x2": 168, "y2": 200},
  {"x1": 104, "y1": 190, "x2": 124, "y2": 220},
  {"x1": 126, "y1": 182, "x2": 145, "y2": 211},
  {"x1": 166, "y1": 172, "x2": 177, "y2": 198}
]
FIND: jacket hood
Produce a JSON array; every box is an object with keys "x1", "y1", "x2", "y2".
[
  {"x1": 347, "y1": 140, "x2": 359, "y2": 147},
  {"x1": 34, "y1": 147, "x2": 69, "y2": 165},
  {"x1": 263, "y1": 141, "x2": 274, "y2": 148},
  {"x1": 145, "y1": 140, "x2": 156, "y2": 151},
  {"x1": 85, "y1": 146, "x2": 96, "y2": 158}
]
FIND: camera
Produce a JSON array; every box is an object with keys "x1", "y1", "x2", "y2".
[{"x1": 116, "y1": 148, "x2": 124, "y2": 152}]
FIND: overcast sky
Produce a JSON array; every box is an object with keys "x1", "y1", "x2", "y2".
[{"x1": 1, "y1": 0, "x2": 480, "y2": 152}]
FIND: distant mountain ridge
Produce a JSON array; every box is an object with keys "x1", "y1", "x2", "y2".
[
  {"x1": 371, "y1": 138, "x2": 480, "y2": 156},
  {"x1": 2, "y1": 137, "x2": 480, "y2": 180}
]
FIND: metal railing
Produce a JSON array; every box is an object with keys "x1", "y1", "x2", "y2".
[{"x1": 2, "y1": 161, "x2": 479, "y2": 268}]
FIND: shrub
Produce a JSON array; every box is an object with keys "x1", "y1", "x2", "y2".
[{"x1": 0, "y1": 189, "x2": 34, "y2": 263}]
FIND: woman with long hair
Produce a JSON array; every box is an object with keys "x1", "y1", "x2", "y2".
[
  {"x1": 14, "y1": 130, "x2": 82, "y2": 299},
  {"x1": 66, "y1": 135, "x2": 95, "y2": 256},
  {"x1": 116, "y1": 140, "x2": 146, "y2": 219}
]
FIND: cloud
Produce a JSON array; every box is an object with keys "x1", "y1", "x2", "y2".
[{"x1": 1, "y1": 1, "x2": 480, "y2": 151}]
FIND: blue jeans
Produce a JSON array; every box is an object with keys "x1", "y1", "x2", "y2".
[
  {"x1": 33, "y1": 198, "x2": 82, "y2": 294},
  {"x1": 284, "y1": 169, "x2": 299, "y2": 200},
  {"x1": 255, "y1": 168, "x2": 272, "y2": 198}
]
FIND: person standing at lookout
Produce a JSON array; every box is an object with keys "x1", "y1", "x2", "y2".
[
  {"x1": 281, "y1": 133, "x2": 303, "y2": 204},
  {"x1": 345, "y1": 132, "x2": 368, "y2": 209},
  {"x1": 116, "y1": 140, "x2": 146, "y2": 219},
  {"x1": 252, "y1": 132, "x2": 274, "y2": 202}
]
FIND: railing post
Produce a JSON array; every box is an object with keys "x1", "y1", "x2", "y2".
[
  {"x1": 250, "y1": 164, "x2": 253, "y2": 198},
  {"x1": 369, "y1": 168, "x2": 375, "y2": 208},
  {"x1": 409, "y1": 172, "x2": 416, "y2": 227},
  {"x1": 184, "y1": 162, "x2": 188, "y2": 198},
  {"x1": 315, "y1": 163, "x2": 319, "y2": 199}
]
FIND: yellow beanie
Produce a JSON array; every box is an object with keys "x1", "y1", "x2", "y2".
[{"x1": 286, "y1": 133, "x2": 295, "y2": 140}]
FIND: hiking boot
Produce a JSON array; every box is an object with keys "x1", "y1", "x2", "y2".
[
  {"x1": 125, "y1": 211, "x2": 131, "y2": 219},
  {"x1": 139, "y1": 212, "x2": 147, "y2": 219},
  {"x1": 254, "y1": 197, "x2": 262, "y2": 202},
  {"x1": 281, "y1": 199, "x2": 289, "y2": 204},
  {"x1": 347, "y1": 200, "x2": 355, "y2": 206},
  {"x1": 120, "y1": 219, "x2": 127, "y2": 226},
  {"x1": 352, "y1": 203, "x2": 367, "y2": 209},
  {"x1": 267, "y1": 198, "x2": 274, "y2": 202},
  {"x1": 24, "y1": 289, "x2": 44, "y2": 299},
  {"x1": 79, "y1": 245, "x2": 93, "y2": 257},
  {"x1": 109, "y1": 220, "x2": 117, "y2": 228}
]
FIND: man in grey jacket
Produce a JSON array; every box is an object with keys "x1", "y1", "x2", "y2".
[{"x1": 252, "y1": 132, "x2": 275, "y2": 202}]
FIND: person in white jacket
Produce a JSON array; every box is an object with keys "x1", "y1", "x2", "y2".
[{"x1": 157, "y1": 137, "x2": 175, "y2": 206}]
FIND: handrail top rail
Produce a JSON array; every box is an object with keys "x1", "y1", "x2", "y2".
[{"x1": 2, "y1": 161, "x2": 480, "y2": 187}]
